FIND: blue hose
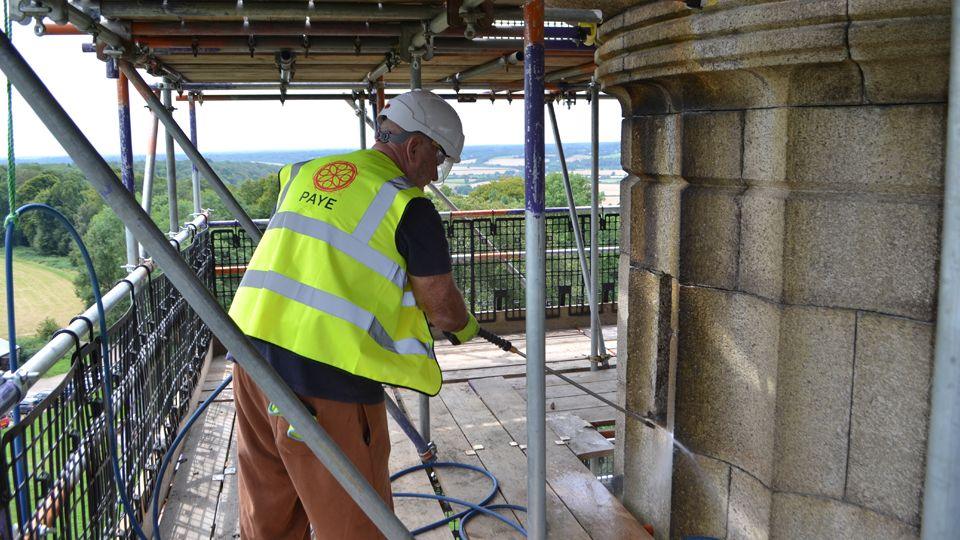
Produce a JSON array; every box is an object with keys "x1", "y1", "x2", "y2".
[
  {"x1": 460, "y1": 503, "x2": 527, "y2": 539},
  {"x1": 151, "y1": 374, "x2": 233, "y2": 539},
  {"x1": 157, "y1": 388, "x2": 528, "y2": 538},
  {"x1": 390, "y1": 460, "x2": 527, "y2": 537},
  {"x1": 4, "y1": 203, "x2": 147, "y2": 539}
]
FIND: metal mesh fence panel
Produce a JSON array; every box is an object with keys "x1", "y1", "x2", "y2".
[
  {"x1": 210, "y1": 209, "x2": 620, "y2": 319},
  {"x1": 0, "y1": 228, "x2": 214, "y2": 539}
]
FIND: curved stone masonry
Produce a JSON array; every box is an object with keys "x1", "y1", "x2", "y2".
[{"x1": 598, "y1": 1, "x2": 949, "y2": 538}]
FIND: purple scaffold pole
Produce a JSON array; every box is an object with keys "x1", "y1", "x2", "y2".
[
  {"x1": 524, "y1": 1, "x2": 547, "y2": 538},
  {"x1": 117, "y1": 72, "x2": 137, "y2": 269}
]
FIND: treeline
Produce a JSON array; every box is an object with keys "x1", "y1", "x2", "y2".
[
  {"x1": 428, "y1": 172, "x2": 601, "y2": 210},
  {"x1": 7, "y1": 162, "x2": 599, "y2": 307},
  {"x1": 4, "y1": 162, "x2": 278, "y2": 305}
]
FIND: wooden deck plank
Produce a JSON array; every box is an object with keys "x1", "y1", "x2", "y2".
[
  {"x1": 387, "y1": 403, "x2": 451, "y2": 539},
  {"x1": 439, "y1": 383, "x2": 590, "y2": 540},
  {"x1": 396, "y1": 388, "x2": 520, "y2": 539},
  {"x1": 560, "y1": 407, "x2": 617, "y2": 426},
  {"x1": 435, "y1": 326, "x2": 614, "y2": 373},
  {"x1": 470, "y1": 378, "x2": 651, "y2": 540},
  {"x1": 545, "y1": 414, "x2": 614, "y2": 460},
  {"x1": 546, "y1": 392, "x2": 618, "y2": 414},
  {"x1": 442, "y1": 358, "x2": 603, "y2": 384},
  {"x1": 512, "y1": 368, "x2": 619, "y2": 389},
  {"x1": 513, "y1": 379, "x2": 617, "y2": 399},
  {"x1": 211, "y1": 418, "x2": 239, "y2": 539},
  {"x1": 159, "y1": 398, "x2": 237, "y2": 539}
]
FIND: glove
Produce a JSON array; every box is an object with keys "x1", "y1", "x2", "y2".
[{"x1": 444, "y1": 312, "x2": 479, "y2": 345}]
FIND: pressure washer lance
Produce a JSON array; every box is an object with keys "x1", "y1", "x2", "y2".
[
  {"x1": 384, "y1": 391, "x2": 438, "y2": 463},
  {"x1": 476, "y1": 327, "x2": 660, "y2": 431}
]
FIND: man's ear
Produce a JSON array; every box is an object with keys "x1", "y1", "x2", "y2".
[{"x1": 406, "y1": 135, "x2": 426, "y2": 161}]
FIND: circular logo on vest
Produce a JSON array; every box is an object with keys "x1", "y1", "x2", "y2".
[{"x1": 313, "y1": 161, "x2": 357, "y2": 192}]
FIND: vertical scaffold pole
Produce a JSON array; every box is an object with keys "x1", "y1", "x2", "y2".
[
  {"x1": 589, "y1": 79, "x2": 601, "y2": 364},
  {"x1": 139, "y1": 91, "x2": 159, "y2": 259},
  {"x1": 410, "y1": 55, "x2": 431, "y2": 443},
  {"x1": 546, "y1": 99, "x2": 606, "y2": 368},
  {"x1": 119, "y1": 63, "x2": 262, "y2": 243},
  {"x1": 358, "y1": 96, "x2": 367, "y2": 149},
  {"x1": 188, "y1": 93, "x2": 201, "y2": 214},
  {"x1": 161, "y1": 82, "x2": 178, "y2": 235},
  {"x1": 376, "y1": 77, "x2": 385, "y2": 121},
  {"x1": 0, "y1": 32, "x2": 412, "y2": 540},
  {"x1": 922, "y1": 0, "x2": 960, "y2": 536},
  {"x1": 117, "y1": 71, "x2": 138, "y2": 269},
  {"x1": 524, "y1": 1, "x2": 547, "y2": 538}
]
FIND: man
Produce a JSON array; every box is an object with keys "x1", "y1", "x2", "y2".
[{"x1": 227, "y1": 90, "x2": 478, "y2": 539}]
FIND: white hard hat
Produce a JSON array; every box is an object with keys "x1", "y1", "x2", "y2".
[{"x1": 378, "y1": 90, "x2": 465, "y2": 163}]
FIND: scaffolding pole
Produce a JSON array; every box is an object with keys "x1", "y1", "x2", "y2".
[
  {"x1": 0, "y1": 30, "x2": 411, "y2": 540},
  {"x1": 589, "y1": 80, "x2": 601, "y2": 363},
  {"x1": 524, "y1": 1, "x2": 547, "y2": 538},
  {"x1": 922, "y1": 0, "x2": 960, "y2": 536},
  {"x1": 120, "y1": 62, "x2": 263, "y2": 244},
  {"x1": 358, "y1": 96, "x2": 367, "y2": 149},
  {"x1": 546, "y1": 99, "x2": 606, "y2": 367},
  {"x1": 161, "y1": 82, "x2": 178, "y2": 235},
  {"x1": 408, "y1": 56, "x2": 431, "y2": 444},
  {"x1": 116, "y1": 71, "x2": 138, "y2": 269},
  {"x1": 139, "y1": 95, "x2": 159, "y2": 259},
  {"x1": 188, "y1": 93, "x2": 201, "y2": 214}
]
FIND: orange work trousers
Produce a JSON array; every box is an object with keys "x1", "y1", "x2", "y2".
[{"x1": 232, "y1": 365, "x2": 393, "y2": 539}]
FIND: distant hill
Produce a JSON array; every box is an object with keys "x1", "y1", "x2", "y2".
[{"x1": 7, "y1": 142, "x2": 622, "y2": 178}]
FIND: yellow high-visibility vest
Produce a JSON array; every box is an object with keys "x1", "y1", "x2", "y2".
[{"x1": 229, "y1": 149, "x2": 441, "y2": 395}]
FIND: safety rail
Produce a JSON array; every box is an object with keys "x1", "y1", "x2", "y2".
[
  {"x1": 0, "y1": 217, "x2": 214, "y2": 538},
  {"x1": 208, "y1": 206, "x2": 620, "y2": 321}
]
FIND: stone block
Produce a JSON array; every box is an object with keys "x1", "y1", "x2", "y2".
[
  {"x1": 620, "y1": 423, "x2": 676, "y2": 540},
  {"x1": 681, "y1": 111, "x2": 743, "y2": 183},
  {"x1": 621, "y1": 175, "x2": 685, "y2": 276},
  {"x1": 743, "y1": 108, "x2": 788, "y2": 185},
  {"x1": 598, "y1": 1, "x2": 860, "y2": 109},
  {"x1": 679, "y1": 185, "x2": 741, "y2": 289},
  {"x1": 617, "y1": 267, "x2": 662, "y2": 418},
  {"x1": 847, "y1": 313, "x2": 934, "y2": 525},
  {"x1": 786, "y1": 105, "x2": 945, "y2": 192},
  {"x1": 675, "y1": 286, "x2": 780, "y2": 484},
  {"x1": 769, "y1": 493, "x2": 919, "y2": 539},
  {"x1": 773, "y1": 306, "x2": 856, "y2": 497},
  {"x1": 728, "y1": 469, "x2": 772, "y2": 540},
  {"x1": 622, "y1": 114, "x2": 682, "y2": 177},
  {"x1": 737, "y1": 189, "x2": 786, "y2": 301},
  {"x1": 782, "y1": 197, "x2": 940, "y2": 321},
  {"x1": 618, "y1": 266, "x2": 679, "y2": 539},
  {"x1": 670, "y1": 452, "x2": 729, "y2": 540},
  {"x1": 851, "y1": 19, "x2": 949, "y2": 104},
  {"x1": 848, "y1": 0, "x2": 950, "y2": 18}
]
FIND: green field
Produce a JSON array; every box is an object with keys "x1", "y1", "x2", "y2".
[{"x1": 0, "y1": 248, "x2": 84, "y2": 340}]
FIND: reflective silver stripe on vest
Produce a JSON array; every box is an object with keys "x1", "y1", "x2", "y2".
[
  {"x1": 239, "y1": 269, "x2": 431, "y2": 357},
  {"x1": 267, "y1": 211, "x2": 405, "y2": 289},
  {"x1": 352, "y1": 176, "x2": 411, "y2": 244},
  {"x1": 402, "y1": 291, "x2": 416, "y2": 307},
  {"x1": 276, "y1": 160, "x2": 312, "y2": 211}
]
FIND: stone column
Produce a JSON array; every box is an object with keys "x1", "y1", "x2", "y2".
[{"x1": 599, "y1": 1, "x2": 948, "y2": 538}]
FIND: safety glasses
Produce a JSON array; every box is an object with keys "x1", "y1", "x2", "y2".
[{"x1": 429, "y1": 139, "x2": 450, "y2": 167}]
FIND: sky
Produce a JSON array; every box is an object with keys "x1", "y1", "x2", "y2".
[{"x1": 2, "y1": 24, "x2": 623, "y2": 159}]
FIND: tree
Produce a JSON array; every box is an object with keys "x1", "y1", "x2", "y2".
[
  {"x1": 234, "y1": 174, "x2": 280, "y2": 219},
  {"x1": 17, "y1": 174, "x2": 90, "y2": 256},
  {"x1": 73, "y1": 207, "x2": 126, "y2": 305},
  {"x1": 546, "y1": 172, "x2": 598, "y2": 207},
  {"x1": 461, "y1": 176, "x2": 525, "y2": 210}
]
